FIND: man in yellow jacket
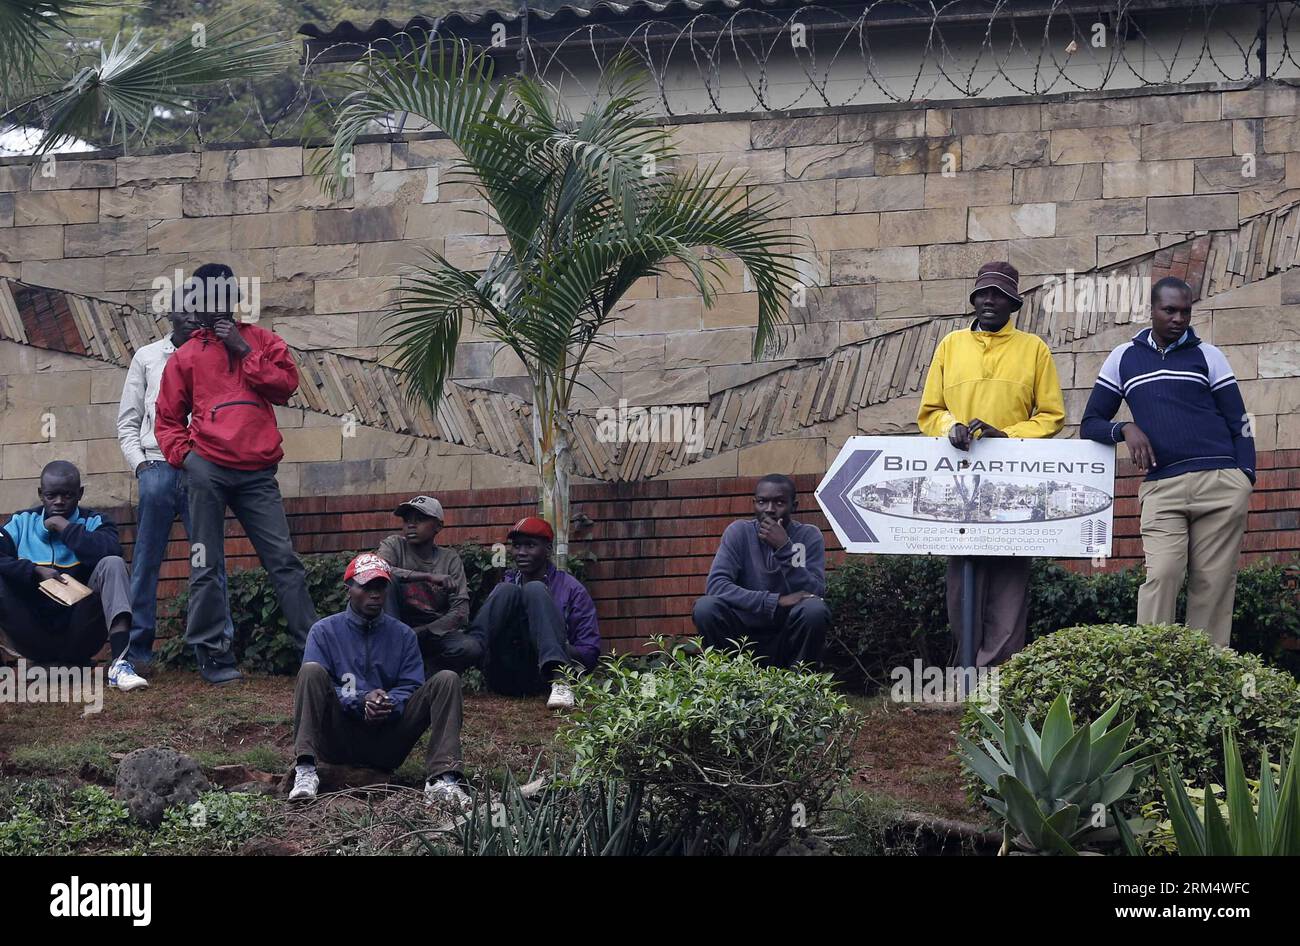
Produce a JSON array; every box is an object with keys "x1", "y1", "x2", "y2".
[{"x1": 917, "y1": 261, "x2": 1065, "y2": 666}]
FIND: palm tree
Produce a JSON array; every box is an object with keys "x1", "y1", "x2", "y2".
[
  {"x1": 310, "y1": 41, "x2": 805, "y2": 566},
  {"x1": 0, "y1": 1, "x2": 290, "y2": 160}
]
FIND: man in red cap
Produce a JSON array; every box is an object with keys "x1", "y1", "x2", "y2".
[
  {"x1": 466, "y1": 516, "x2": 600, "y2": 710},
  {"x1": 917, "y1": 261, "x2": 1065, "y2": 666},
  {"x1": 288, "y1": 552, "x2": 467, "y2": 805}
]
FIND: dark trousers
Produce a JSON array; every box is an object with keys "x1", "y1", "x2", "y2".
[
  {"x1": 692, "y1": 595, "x2": 830, "y2": 668},
  {"x1": 292, "y1": 662, "x2": 464, "y2": 778},
  {"x1": 470, "y1": 582, "x2": 572, "y2": 696},
  {"x1": 946, "y1": 556, "x2": 1031, "y2": 668},
  {"x1": 128, "y1": 460, "x2": 233, "y2": 664},
  {"x1": 0, "y1": 556, "x2": 132, "y2": 664},
  {"x1": 383, "y1": 582, "x2": 483, "y2": 676},
  {"x1": 183, "y1": 451, "x2": 318, "y2": 662}
]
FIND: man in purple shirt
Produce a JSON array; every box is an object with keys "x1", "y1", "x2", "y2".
[
  {"x1": 692, "y1": 474, "x2": 829, "y2": 668},
  {"x1": 468, "y1": 516, "x2": 600, "y2": 710}
]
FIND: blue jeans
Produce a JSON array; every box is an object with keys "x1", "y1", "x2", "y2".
[{"x1": 127, "y1": 461, "x2": 231, "y2": 665}]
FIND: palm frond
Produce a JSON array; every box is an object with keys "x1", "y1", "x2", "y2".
[
  {"x1": 25, "y1": 10, "x2": 289, "y2": 159},
  {"x1": 0, "y1": 0, "x2": 119, "y2": 111}
]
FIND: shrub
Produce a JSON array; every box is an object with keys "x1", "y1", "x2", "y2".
[
  {"x1": 155, "y1": 544, "x2": 592, "y2": 674},
  {"x1": 150, "y1": 791, "x2": 275, "y2": 854},
  {"x1": 826, "y1": 556, "x2": 1300, "y2": 689},
  {"x1": 561, "y1": 638, "x2": 857, "y2": 855},
  {"x1": 824, "y1": 555, "x2": 950, "y2": 688},
  {"x1": 156, "y1": 551, "x2": 354, "y2": 674},
  {"x1": 0, "y1": 779, "x2": 144, "y2": 855},
  {"x1": 959, "y1": 624, "x2": 1300, "y2": 805}
]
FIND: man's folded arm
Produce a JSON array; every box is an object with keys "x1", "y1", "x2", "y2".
[{"x1": 0, "y1": 532, "x2": 35, "y2": 585}]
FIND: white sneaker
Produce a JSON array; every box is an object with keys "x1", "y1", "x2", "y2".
[
  {"x1": 289, "y1": 766, "x2": 319, "y2": 801},
  {"x1": 425, "y1": 777, "x2": 471, "y2": 809},
  {"x1": 108, "y1": 657, "x2": 148, "y2": 692},
  {"x1": 546, "y1": 681, "x2": 575, "y2": 710}
]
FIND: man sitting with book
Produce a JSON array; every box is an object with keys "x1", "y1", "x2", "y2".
[{"x1": 0, "y1": 461, "x2": 134, "y2": 681}]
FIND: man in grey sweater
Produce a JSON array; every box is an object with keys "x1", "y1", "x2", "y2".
[{"x1": 692, "y1": 474, "x2": 830, "y2": 668}]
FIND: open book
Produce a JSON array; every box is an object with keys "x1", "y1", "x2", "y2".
[{"x1": 39, "y1": 575, "x2": 94, "y2": 607}]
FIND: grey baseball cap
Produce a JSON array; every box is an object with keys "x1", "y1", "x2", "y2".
[{"x1": 394, "y1": 495, "x2": 444, "y2": 521}]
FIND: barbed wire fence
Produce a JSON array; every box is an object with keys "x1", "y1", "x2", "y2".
[
  {"x1": 14, "y1": 1, "x2": 1300, "y2": 156},
  {"x1": 291, "y1": 0, "x2": 1300, "y2": 132},
  {"x1": 509, "y1": 0, "x2": 1300, "y2": 115}
]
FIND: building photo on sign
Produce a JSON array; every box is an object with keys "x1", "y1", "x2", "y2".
[{"x1": 817, "y1": 437, "x2": 1116, "y2": 559}]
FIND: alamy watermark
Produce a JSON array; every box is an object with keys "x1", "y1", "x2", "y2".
[
  {"x1": 50, "y1": 876, "x2": 151, "y2": 926},
  {"x1": 890, "y1": 660, "x2": 999, "y2": 710},
  {"x1": 1041, "y1": 269, "x2": 1150, "y2": 319},
  {"x1": 595, "y1": 399, "x2": 706, "y2": 454},
  {"x1": 149, "y1": 268, "x2": 262, "y2": 321},
  {"x1": 0, "y1": 660, "x2": 103, "y2": 716}
]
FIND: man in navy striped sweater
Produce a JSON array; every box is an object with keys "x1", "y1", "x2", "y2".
[{"x1": 1080, "y1": 277, "x2": 1255, "y2": 646}]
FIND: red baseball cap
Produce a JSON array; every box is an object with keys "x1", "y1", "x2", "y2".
[
  {"x1": 344, "y1": 552, "x2": 392, "y2": 586},
  {"x1": 507, "y1": 516, "x2": 554, "y2": 543}
]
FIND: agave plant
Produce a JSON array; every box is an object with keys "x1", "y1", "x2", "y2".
[
  {"x1": 1159, "y1": 723, "x2": 1300, "y2": 856},
  {"x1": 957, "y1": 691, "x2": 1157, "y2": 855}
]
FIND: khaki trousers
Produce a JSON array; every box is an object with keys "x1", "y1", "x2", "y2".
[{"x1": 1136, "y1": 467, "x2": 1253, "y2": 646}]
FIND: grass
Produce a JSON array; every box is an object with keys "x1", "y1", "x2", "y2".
[
  {"x1": 0, "y1": 666, "x2": 987, "y2": 854},
  {"x1": 7, "y1": 737, "x2": 133, "y2": 782},
  {"x1": 190, "y1": 745, "x2": 289, "y2": 774}
]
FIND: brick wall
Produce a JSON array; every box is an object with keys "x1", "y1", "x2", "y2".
[{"x1": 106, "y1": 448, "x2": 1300, "y2": 653}]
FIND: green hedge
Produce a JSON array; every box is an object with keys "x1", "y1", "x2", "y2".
[
  {"x1": 155, "y1": 544, "x2": 590, "y2": 675},
  {"x1": 824, "y1": 556, "x2": 1300, "y2": 688},
  {"x1": 957, "y1": 624, "x2": 1300, "y2": 806}
]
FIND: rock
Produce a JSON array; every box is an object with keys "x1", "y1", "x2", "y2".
[{"x1": 115, "y1": 747, "x2": 211, "y2": 828}]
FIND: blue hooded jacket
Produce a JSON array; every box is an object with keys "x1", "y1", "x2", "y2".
[
  {"x1": 0, "y1": 505, "x2": 122, "y2": 587},
  {"x1": 302, "y1": 605, "x2": 425, "y2": 718}
]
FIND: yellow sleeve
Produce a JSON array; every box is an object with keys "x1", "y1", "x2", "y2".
[
  {"x1": 917, "y1": 336, "x2": 959, "y2": 437},
  {"x1": 1004, "y1": 341, "x2": 1065, "y2": 439}
]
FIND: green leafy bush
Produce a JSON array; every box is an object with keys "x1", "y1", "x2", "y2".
[
  {"x1": 155, "y1": 551, "x2": 354, "y2": 674},
  {"x1": 959, "y1": 624, "x2": 1300, "y2": 805},
  {"x1": 824, "y1": 555, "x2": 950, "y2": 689},
  {"x1": 155, "y1": 543, "x2": 591, "y2": 674},
  {"x1": 561, "y1": 639, "x2": 857, "y2": 855},
  {"x1": 151, "y1": 791, "x2": 275, "y2": 854},
  {"x1": 0, "y1": 779, "x2": 143, "y2": 854},
  {"x1": 826, "y1": 557, "x2": 1300, "y2": 689}
]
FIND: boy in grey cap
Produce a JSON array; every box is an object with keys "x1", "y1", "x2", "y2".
[{"x1": 376, "y1": 495, "x2": 478, "y2": 675}]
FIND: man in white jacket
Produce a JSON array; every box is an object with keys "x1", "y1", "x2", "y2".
[{"x1": 115, "y1": 291, "x2": 231, "y2": 687}]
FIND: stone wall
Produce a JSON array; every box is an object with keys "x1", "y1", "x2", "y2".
[{"x1": 2, "y1": 79, "x2": 1299, "y2": 650}]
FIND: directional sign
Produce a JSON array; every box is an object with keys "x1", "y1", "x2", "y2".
[{"x1": 816, "y1": 436, "x2": 1116, "y2": 558}]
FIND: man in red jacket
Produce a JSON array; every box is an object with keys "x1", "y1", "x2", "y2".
[{"x1": 154, "y1": 264, "x2": 318, "y2": 685}]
